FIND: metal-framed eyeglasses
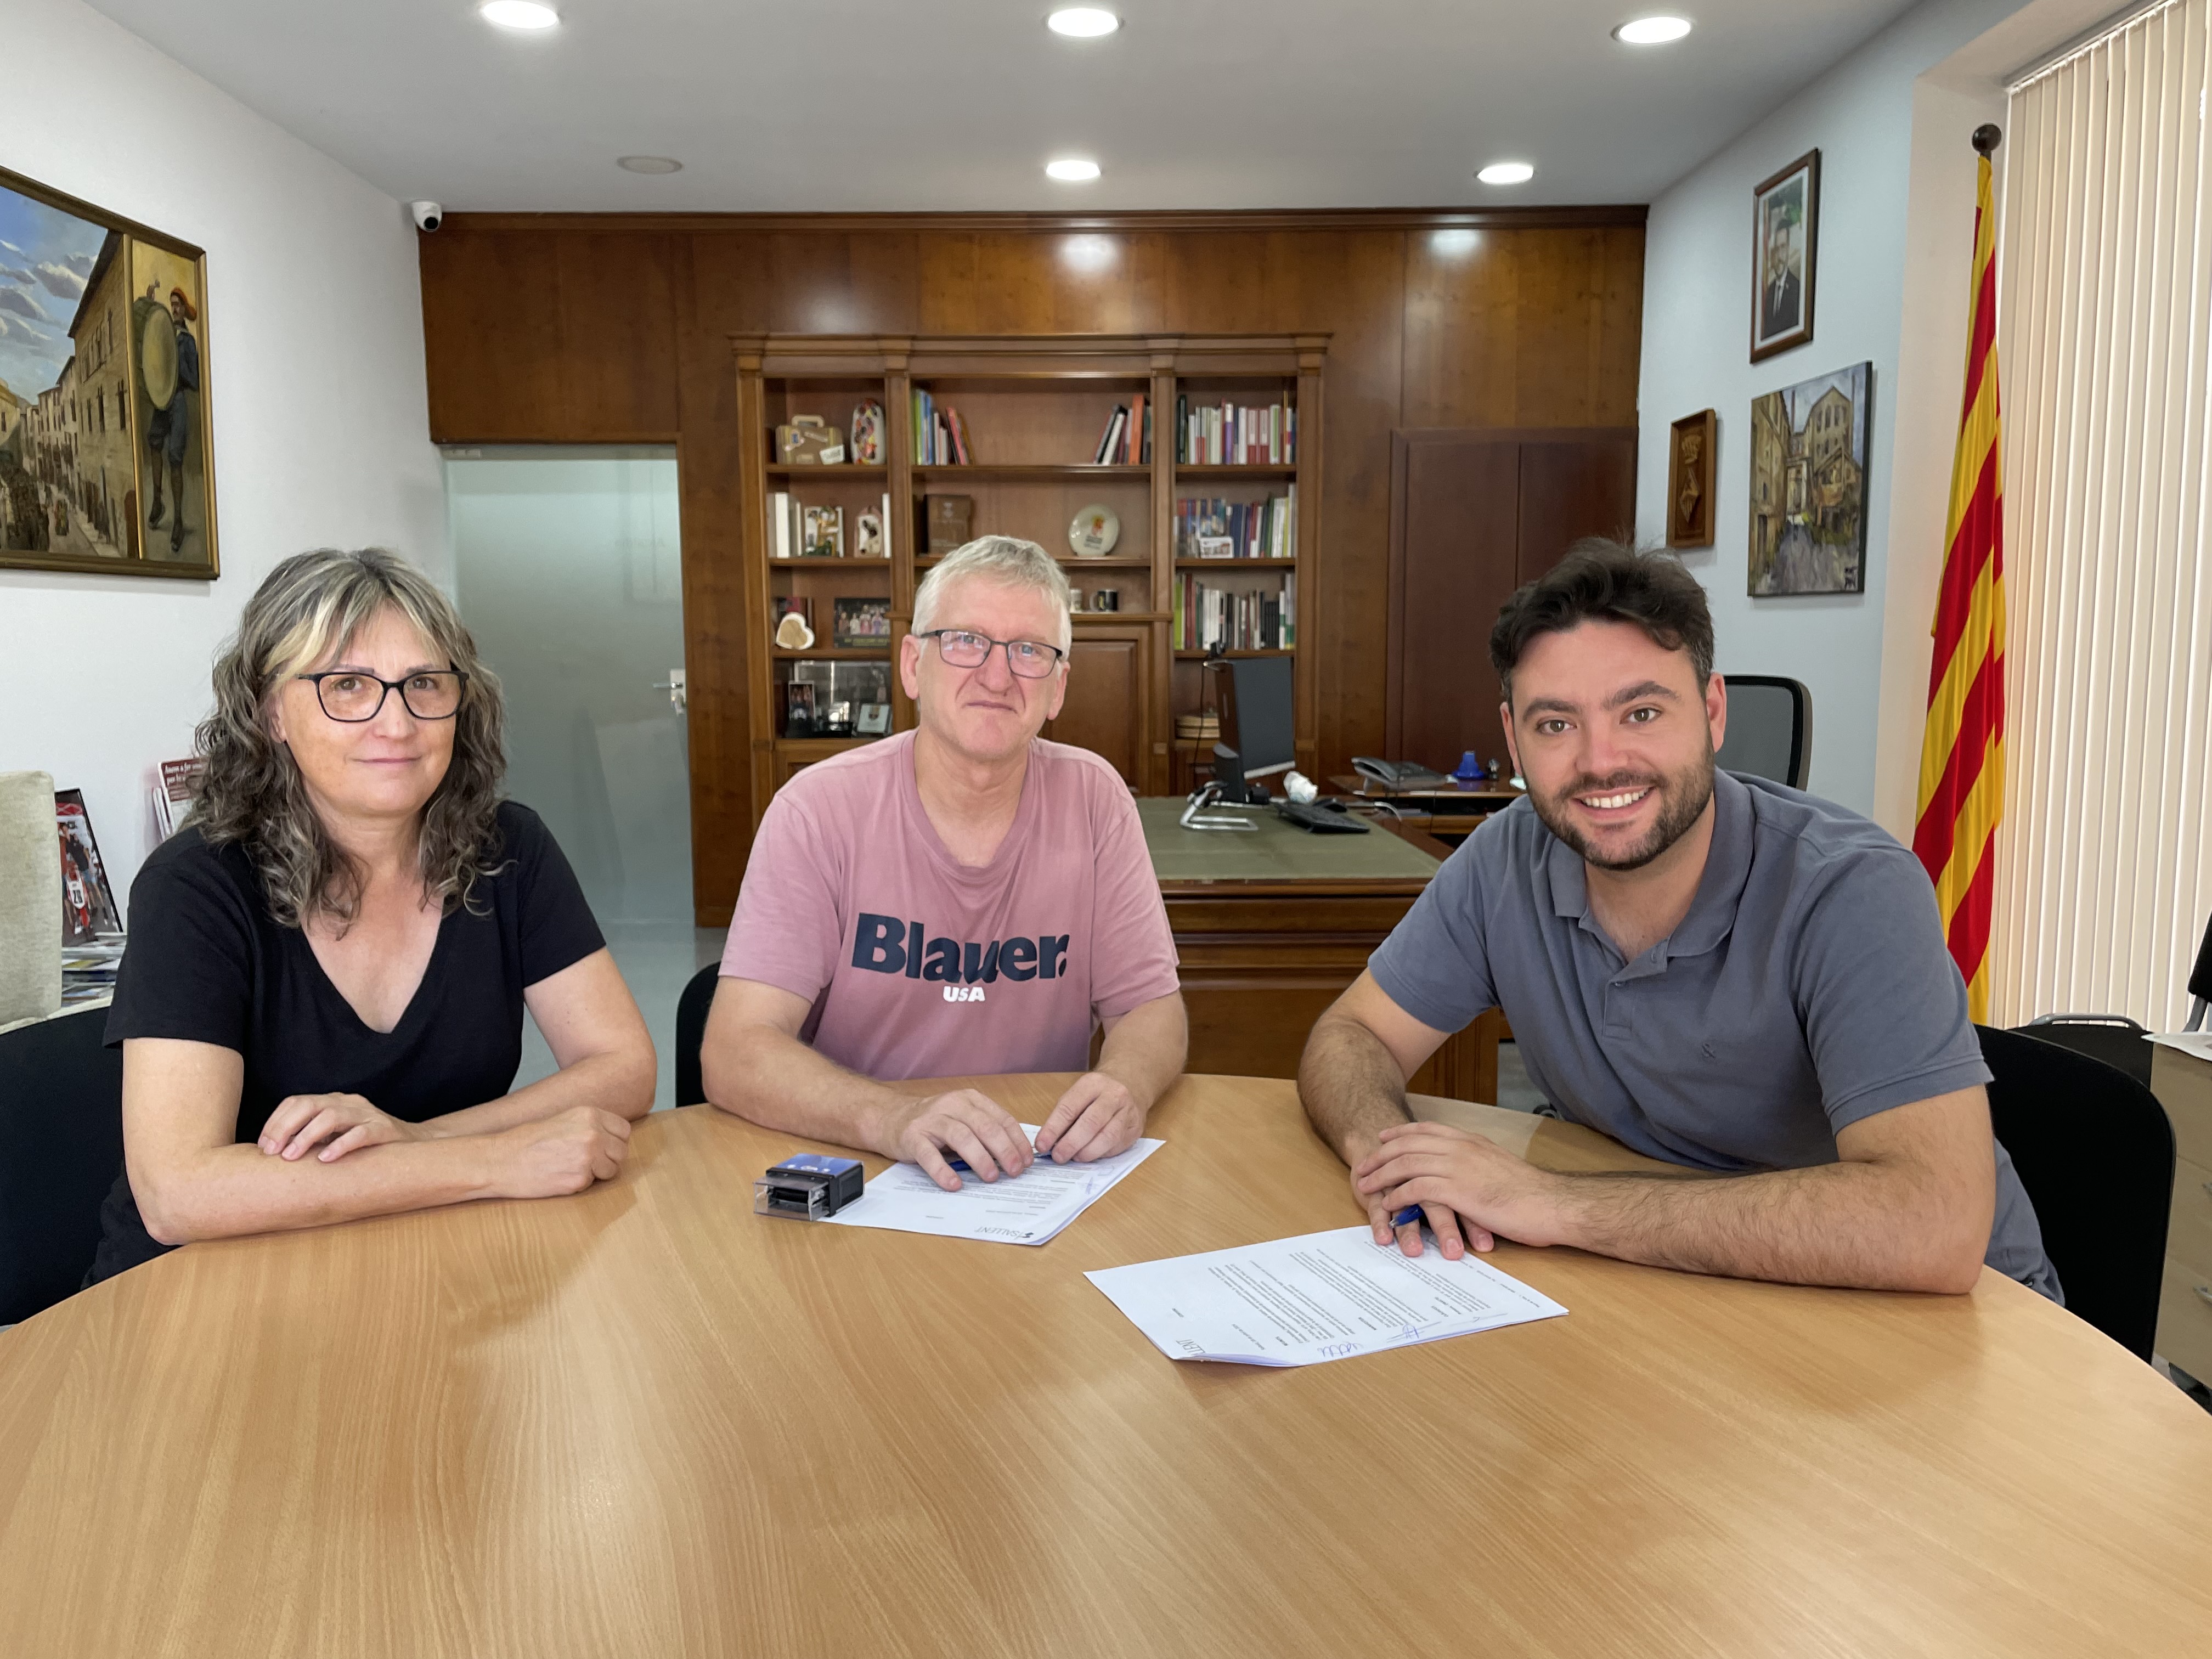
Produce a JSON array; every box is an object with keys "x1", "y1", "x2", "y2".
[
  {"x1": 295, "y1": 670, "x2": 470, "y2": 723},
  {"x1": 916, "y1": 629, "x2": 1066, "y2": 680}
]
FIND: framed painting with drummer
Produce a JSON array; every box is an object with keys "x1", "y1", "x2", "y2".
[{"x1": 0, "y1": 162, "x2": 217, "y2": 579}]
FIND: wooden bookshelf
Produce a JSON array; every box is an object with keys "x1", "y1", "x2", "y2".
[{"x1": 731, "y1": 332, "x2": 1325, "y2": 816}]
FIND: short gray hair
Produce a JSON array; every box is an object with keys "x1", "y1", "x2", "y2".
[{"x1": 912, "y1": 535, "x2": 1074, "y2": 652}]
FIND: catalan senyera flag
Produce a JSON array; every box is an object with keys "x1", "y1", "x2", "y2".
[{"x1": 1914, "y1": 150, "x2": 2006, "y2": 1021}]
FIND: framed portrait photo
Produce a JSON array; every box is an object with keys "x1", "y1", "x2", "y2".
[
  {"x1": 0, "y1": 163, "x2": 218, "y2": 579},
  {"x1": 1750, "y1": 149, "x2": 1820, "y2": 363}
]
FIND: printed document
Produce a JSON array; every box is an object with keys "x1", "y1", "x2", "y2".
[
  {"x1": 1086, "y1": 1226, "x2": 1566, "y2": 1365},
  {"x1": 821, "y1": 1125, "x2": 1162, "y2": 1245}
]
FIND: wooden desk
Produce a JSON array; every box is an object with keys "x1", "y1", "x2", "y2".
[
  {"x1": 1139, "y1": 797, "x2": 1497, "y2": 1098},
  {"x1": 3, "y1": 1076, "x2": 2207, "y2": 1656},
  {"x1": 1327, "y1": 771, "x2": 1522, "y2": 847}
]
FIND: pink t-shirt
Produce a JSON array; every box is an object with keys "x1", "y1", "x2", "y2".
[{"x1": 721, "y1": 731, "x2": 1181, "y2": 1080}]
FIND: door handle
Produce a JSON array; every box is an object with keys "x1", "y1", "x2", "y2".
[{"x1": 652, "y1": 668, "x2": 688, "y2": 714}]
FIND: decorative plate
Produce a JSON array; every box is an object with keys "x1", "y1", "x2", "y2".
[{"x1": 1069, "y1": 503, "x2": 1120, "y2": 558}]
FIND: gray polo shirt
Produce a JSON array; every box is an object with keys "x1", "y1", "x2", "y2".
[{"x1": 1370, "y1": 770, "x2": 2058, "y2": 1299}]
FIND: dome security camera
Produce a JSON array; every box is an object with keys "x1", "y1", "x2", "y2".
[{"x1": 409, "y1": 201, "x2": 444, "y2": 233}]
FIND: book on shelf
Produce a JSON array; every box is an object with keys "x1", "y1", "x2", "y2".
[
  {"x1": 1174, "y1": 396, "x2": 1295, "y2": 466},
  {"x1": 1173, "y1": 570, "x2": 1297, "y2": 652},
  {"x1": 1089, "y1": 395, "x2": 1149, "y2": 465},
  {"x1": 911, "y1": 390, "x2": 973, "y2": 465},
  {"x1": 1175, "y1": 486, "x2": 1295, "y2": 559}
]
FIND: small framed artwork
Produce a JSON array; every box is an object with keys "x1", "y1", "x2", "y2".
[
  {"x1": 55, "y1": 788, "x2": 122, "y2": 941},
  {"x1": 833, "y1": 596, "x2": 893, "y2": 648},
  {"x1": 1750, "y1": 149, "x2": 1820, "y2": 363},
  {"x1": 1667, "y1": 410, "x2": 1717, "y2": 548},
  {"x1": 1748, "y1": 361, "x2": 1871, "y2": 597},
  {"x1": 0, "y1": 163, "x2": 219, "y2": 578},
  {"x1": 802, "y1": 504, "x2": 845, "y2": 558}
]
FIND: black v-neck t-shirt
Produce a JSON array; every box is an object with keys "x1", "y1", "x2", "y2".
[{"x1": 90, "y1": 802, "x2": 604, "y2": 1283}]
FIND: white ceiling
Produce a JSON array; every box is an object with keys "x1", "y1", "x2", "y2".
[{"x1": 87, "y1": 0, "x2": 1925, "y2": 213}]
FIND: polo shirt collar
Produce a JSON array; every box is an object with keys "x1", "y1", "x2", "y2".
[{"x1": 1543, "y1": 768, "x2": 1756, "y2": 964}]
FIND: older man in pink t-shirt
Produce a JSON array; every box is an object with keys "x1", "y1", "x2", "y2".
[{"x1": 703, "y1": 537, "x2": 1187, "y2": 1191}]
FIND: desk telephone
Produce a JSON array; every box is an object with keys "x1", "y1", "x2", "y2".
[{"x1": 1351, "y1": 757, "x2": 1451, "y2": 789}]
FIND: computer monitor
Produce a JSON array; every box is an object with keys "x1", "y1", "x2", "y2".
[{"x1": 1216, "y1": 656, "x2": 1296, "y2": 778}]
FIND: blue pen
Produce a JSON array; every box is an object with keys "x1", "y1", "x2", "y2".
[{"x1": 1391, "y1": 1205, "x2": 1424, "y2": 1228}]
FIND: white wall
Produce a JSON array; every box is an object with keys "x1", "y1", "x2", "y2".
[
  {"x1": 0, "y1": 0, "x2": 444, "y2": 909},
  {"x1": 1635, "y1": 0, "x2": 2105, "y2": 831}
]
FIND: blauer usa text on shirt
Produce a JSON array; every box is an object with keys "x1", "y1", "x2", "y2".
[{"x1": 850, "y1": 914, "x2": 1071, "y2": 984}]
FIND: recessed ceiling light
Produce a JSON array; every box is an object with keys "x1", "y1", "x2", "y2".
[
  {"x1": 1613, "y1": 15, "x2": 1692, "y2": 44},
  {"x1": 618, "y1": 156, "x2": 683, "y2": 174},
  {"x1": 479, "y1": 1, "x2": 560, "y2": 29},
  {"x1": 1046, "y1": 158, "x2": 1102, "y2": 182},
  {"x1": 1477, "y1": 161, "x2": 1534, "y2": 185},
  {"x1": 1047, "y1": 8, "x2": 1121, "y2": 37}
]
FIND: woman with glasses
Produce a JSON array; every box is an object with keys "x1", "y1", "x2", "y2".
[
  {"x1": 89, "y1": 548, "x2": 655, "y2": 1283},
  {"x1": 702, "y1": 535, "x2": 1186, "y2": 1193}
]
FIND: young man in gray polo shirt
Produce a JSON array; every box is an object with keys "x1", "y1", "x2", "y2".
[{"x1": 1299, "y1": 540, "x2": 2057, "y2": 1299}]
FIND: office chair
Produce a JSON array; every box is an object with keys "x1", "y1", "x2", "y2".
[
  {"x1": 1977, "y1": 1024, "x2": 2174, "y2": 1362},
  {"x1": 0, "y1": 1005, "x2": 126, "y2": 1325},
  {"x1": 1717, "y1": 675, "x2": 1812, "y2": 789},
  {"x1": 2020, "y1": 909, "x2": 2212, "y2": 1086},
  {"x1": 675, "y1": 963, "x2": 720, "y2": 1109}
]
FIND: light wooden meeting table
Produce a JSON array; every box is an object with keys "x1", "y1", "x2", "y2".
[{"x1": 2, "y1": 1075, "x2": 2209, "y2": 1657}]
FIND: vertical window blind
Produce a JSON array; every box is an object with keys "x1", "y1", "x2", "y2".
[{"x1": 1994, "y1": 0, "x2": 2212, "y2": 1026}]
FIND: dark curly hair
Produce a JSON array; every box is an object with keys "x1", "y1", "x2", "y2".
[
  {"x1": 1490, "y1": 538, "x2": 1715, "y2": 706},
  {"x1": 187, "y1": 548, "x2": 507, "y2": 931}
]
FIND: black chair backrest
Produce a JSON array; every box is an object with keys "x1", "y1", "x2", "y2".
[
  {"x1": 1717, "y1": 675, "x2": 1812, "y2": 790},
  {"x1": 674, "y1": 964, "x2": 720, "y2": 1110},
  {"x1": 2192, "y1": 911, "x2": 2212, "y2": 1004},
  {"x1": 1976, "y1": 1024, "x2": 2174, "y2": 1361},
  {"x1": 0, "y1": 1006, "x2": 125, "y2": 1325},
  {"x1": 2017, "y1": 1015, "x2": 2153, "y2": 1088}
]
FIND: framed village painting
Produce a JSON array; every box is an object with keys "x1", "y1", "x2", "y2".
[
  {"x1": 0, "y1": 163, "x2": 218, "y2": 579},
  {"x1": 1750, "y1": 149, "x2": 1819, "y2": 363},
  {"x1": 1747, "y1": 361, "x2": 1871, "y2": 597}
]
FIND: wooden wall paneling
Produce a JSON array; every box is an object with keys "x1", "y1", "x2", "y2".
[
  {"x1": 730, "y1": 336, "x2": 776, "y2": 845},
  {"x1": 1387, "y1": 432, "x2": 1519, "y2": 767},
  {"x1": 420, "y1": 232, "x2": 566, "y2": 441},
  {"x1": 674, "y1": 242, "x2": 760, "y2": 926},
  {"x1": 916, "y1": 232, "x2": 1167, "y2": 335},
  {"x1": 551, "y1": 232, "x2": 683, "y2": 437},
  {"x1": 763, "y1": 233, "x2": 921, "y2": 334},
  {"x1": 1515, "y1": 430, "x2": 1639, "y2": 578}
]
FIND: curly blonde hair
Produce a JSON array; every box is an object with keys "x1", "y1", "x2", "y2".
[{"x1": 188, "y1": 548, "x2": 507, "y2": 930}]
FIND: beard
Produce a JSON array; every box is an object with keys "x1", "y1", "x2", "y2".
[{"x1": 1527, "y1": 746, "x2": 1717, "y2": 872}]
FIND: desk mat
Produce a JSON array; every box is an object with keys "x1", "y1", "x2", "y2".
[{"x1": 1137, "y1": 797, "x2": 1442, "y2": 882}]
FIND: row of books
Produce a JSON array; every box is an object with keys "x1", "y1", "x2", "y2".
[
  {"x1": 1176, "y1": 488, "x2": 1296, "y2": 560},
  {"x1": 1092, "y1": 396, "x2": 1153, "y2": 465},
  {"x1": 1178, "y1": 397, "x2": 1295, "y2": 466},
  {"x1": 912, "y1": 390, "x2": 974, "y2": 465},
  {"x1": 769, "y1": 492, "x2": 891, "y2": 558},
  {"x1": 1173, "y1": 571, "x2": 1297, "y2": 651}
]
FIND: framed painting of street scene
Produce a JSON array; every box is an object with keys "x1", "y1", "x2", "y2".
[
  {"x1": 1748, "y1": 361, "x2": 1870, "y2": 597},
  {"x1": 0, "y1": 163, "x2": 217, "y2": 579}
]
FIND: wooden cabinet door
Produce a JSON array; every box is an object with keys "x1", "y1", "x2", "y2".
[
  {"x1": 1386, "y1": 428, "x2": 1636, "y2": 771},
  {"x1": 1043, "y1": 623, "x2": 1153, "y2": 787}
]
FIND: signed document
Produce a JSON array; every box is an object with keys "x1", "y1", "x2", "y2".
[
  {"x1": 1086, "y1": 1227, "x2": 1566, "y2": 1366},
  {"x1": 821, "y1": 1126, "x2": 1164, "y2": 1246}
]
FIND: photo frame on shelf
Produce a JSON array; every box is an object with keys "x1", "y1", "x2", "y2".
[
  {"x1": 0, "y1": 162, "x2": 219, "y2": 579},
  {"x1": 771, "y1": 595, "x2": 815, "y2": 650},
  {"x1": 1667, "y1": 410, "x2": 1716, "y2": 549},
  {"x1": 833, "y1": 596, "x2": 892, "y2": 648},
  {"x1": 1751, "y1": 150, "x2": 1819, "y2": 363},
  {"x1": 802, "y1": 504, "x2": 845, "y2": 558}
]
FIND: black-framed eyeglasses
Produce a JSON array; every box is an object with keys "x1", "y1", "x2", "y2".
[
  {"x1": 916, "y1": 629, "x2": 1066, "y2": 680},
  {"x1": 296, "y1": 669, "x2": 469, "y2": 722}
]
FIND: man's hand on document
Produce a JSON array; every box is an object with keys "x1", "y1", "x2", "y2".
[
  {"x1": 1352, "y1": 1121, "x2": 1561, "y2": 1260},
  {"x1": 878, "y1": 1089, "x2": 1035, "y2": 1192}
]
